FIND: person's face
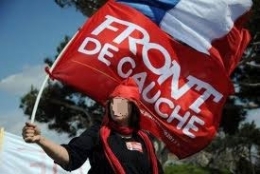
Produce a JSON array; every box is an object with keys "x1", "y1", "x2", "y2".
[{"x1": 110, "y1": 97, "x2": 132, "y2": 126}]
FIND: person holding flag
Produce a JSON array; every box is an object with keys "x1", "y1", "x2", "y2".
[
  {"x1": 22, "y1": 0, "x2": 253, "y2": 173},
  {"x1": 22, "y1": 77, "x2": 164, "y2": 174}
]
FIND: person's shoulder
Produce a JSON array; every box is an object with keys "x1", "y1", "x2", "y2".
[
  {"x1": 80, "y1": 123, "x2": 101, "y2": 137},
  {"x1": 89, "y1": 123, "x2": 101, "y2": 131}
]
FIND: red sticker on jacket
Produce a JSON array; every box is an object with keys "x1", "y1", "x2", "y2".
[{"x1": 126, "y1": 142, "x2": 143, "y2": 153}]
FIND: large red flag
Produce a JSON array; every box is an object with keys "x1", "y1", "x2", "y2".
[{"x1": 47, "y1": 1, "x2": 250, "y2": 158}]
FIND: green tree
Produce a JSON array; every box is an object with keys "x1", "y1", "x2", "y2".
[
  {"x1": 54, "y1": 0, "x2": 107, "y2": 16},
  {"x1": 204, "y1": 122, "x2": 260, "y2": 174},
  {"x1": 220, "y1": 0, "x2": 260, "y2": 135},
  {"x1": 164, "y1": 164, "x2": 231, "y2": 174}
]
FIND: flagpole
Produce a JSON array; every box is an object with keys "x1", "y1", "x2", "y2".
[{"x1": 30, "y1": 31, "x2": 79, "y2": 123}]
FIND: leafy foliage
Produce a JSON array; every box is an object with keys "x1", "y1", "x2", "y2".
[
  {"x1": 54, "y1": 0, "x2": 107, "y2": 16},
  {"x1": 164, "y1": 164, "x2": 231, "y2": 174},
  {"x1": 204, "y1": 122, "x2": 260, "y2": 173},
  {"x1": 219, "y1": 0, "x2": 260, "y2": 135},
  {"x1": 20, "y1": 81, "x2": 103, "y2": 136}
]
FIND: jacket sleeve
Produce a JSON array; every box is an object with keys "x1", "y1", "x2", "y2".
[{"x1": 60, "y1": 124, "x2": 100, "y2": 171}]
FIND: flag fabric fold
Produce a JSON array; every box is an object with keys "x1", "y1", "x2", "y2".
[
  {"x1": 116, "y1": 0, "x2": 252, "y2": 74},
  {"x1": 47, "y1": 0, "x2": 252, "y2": 158}
]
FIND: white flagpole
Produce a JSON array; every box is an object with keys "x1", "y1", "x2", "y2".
[{"x1": 30, "y1": 31, "x2": 79, "y2": 123}]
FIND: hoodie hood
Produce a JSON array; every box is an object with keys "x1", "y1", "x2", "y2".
[
  {"x1": 102, "y1": 77, "x2": 141, "y2": 126},
  {"x1": 109, "y1": 77, "x2": 140, "y2": 104}
]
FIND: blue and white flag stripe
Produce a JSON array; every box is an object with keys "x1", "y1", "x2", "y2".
[
  {"x1": 117, "y1": 0, "x2": 180, "y2": 24},
  {"x1": 117, "y1": 0, "x2": 252, "y2": 54}
]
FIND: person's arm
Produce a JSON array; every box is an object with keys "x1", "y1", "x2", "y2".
[{"x1": 22, "y1": 122, "x2": 69, "y2": 167}]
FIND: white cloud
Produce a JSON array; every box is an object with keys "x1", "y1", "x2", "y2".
[
  {"x1": 0, "y1": 65, "x2": 46, "y2": 96},
  {"x1": 0, "y1": 64, "x2": 73, "y2": 144},
  {"x1": 0, "y1": 108, "x2": 71, "y2": 144},
  {"x1": 0, "y1": 109, "x2": 25, "y2": 134}
]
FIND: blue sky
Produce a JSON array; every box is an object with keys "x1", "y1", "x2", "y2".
[{"x1": 0, "y1": 0, "x2": 86, "y2": 142}]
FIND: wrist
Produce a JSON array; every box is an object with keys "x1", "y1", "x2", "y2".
[{"x1": 36, "y1": 135, "x2": 45, "y2": 145}]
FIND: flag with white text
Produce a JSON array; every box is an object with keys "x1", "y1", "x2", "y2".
[{"x1": 47, "y1": 0, "x2": 252, "y2": 158}]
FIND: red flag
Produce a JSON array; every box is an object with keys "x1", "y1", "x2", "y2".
[{"x1": 48, "y1": 1, "x2": 250, "y2": 158}]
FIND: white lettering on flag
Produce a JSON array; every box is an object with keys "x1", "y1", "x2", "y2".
[{"x1": 77, "y1": 15, "x2": 224, "y2": 138}]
